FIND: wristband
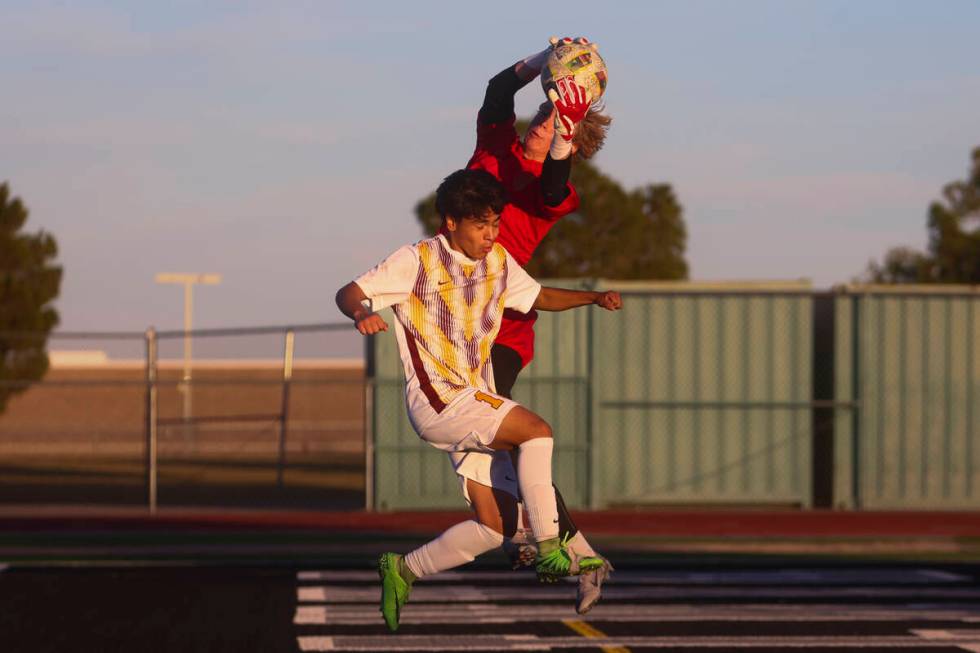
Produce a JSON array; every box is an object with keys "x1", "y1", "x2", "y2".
[{"x1": 549, "y1": 131, "x2": 573, "y2": 160}]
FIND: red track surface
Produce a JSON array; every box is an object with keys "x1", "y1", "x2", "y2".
[{"x1": 2, "y1": 508, "x2": 980, "y2": 537}]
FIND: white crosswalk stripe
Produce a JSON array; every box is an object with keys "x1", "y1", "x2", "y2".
[
  {"x1": 294, "y1": 567, "x2": 980, "y2": 651},
  {"x1": 298, "y1": 634, "x2": 980, "y2": 651},
  {"x1": 299, "y1": 583, "x2": 980, "y2": 603},
  {"x1": 295, "y1": 603, "x2": 980, "y2": 626},
  {"x1": 296, "y1": 568, "x2": 970, "y2": 585}
]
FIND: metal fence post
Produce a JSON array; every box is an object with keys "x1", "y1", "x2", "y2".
[
  {"x1": 586, "y1": 280, "x2": 600, "y2": 510},
  {"x1": 364, "y1": 333, "x2": 376, "y2": 511},
  {"x1": 144, "y1": 327, "x2": 159, "y2": 513},
  {"x1": 812, "y1": 292, "x2": 836, "y2": 508},
  {"x1": 276, "y1": 329, "x2": 295, "y2": 488},
  {"x1": 851, "y1": 293, "x2": 862, "y2": 509}
]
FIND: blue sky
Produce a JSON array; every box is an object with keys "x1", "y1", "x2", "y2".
[{"x1": 2, "y1": 0, "x2": 979, "y2": 335}]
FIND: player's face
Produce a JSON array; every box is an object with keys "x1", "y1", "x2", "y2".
[
  {"x1": 523, "y1": 101, "x2": 555, "y2": 162},
  {"x1": 445, "y1": 210, "x2": 500, "y2": 260}
]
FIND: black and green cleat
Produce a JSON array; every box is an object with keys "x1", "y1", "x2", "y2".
[
  {"x1": 534, "y1": 534, "x2": 589, "y2": 582},
  {"x1": 575, "y1": 555, "x2": 606, "y2": 575},
  {"x1": 377, "y1": 552, "x2": 411, "y2": 632},
  {"x1": 535, "y1": 534, "x2": 605, "y2": 582}
]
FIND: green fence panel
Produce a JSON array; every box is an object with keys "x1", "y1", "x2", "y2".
[
  {"x1": 590, "y1": 282, "x2": 813, "y2": 508},
  {"x1": 370, "y1": 281, "x2": 978, "y2": 511},
  {"x1": 847, "y1": 287, "x2": 980, "y2": 509}
]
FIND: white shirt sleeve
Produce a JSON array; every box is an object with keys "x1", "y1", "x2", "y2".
[
  {"x1": 353, "y1": 244, "x2": 420, "y2": 312},
  {"x1": 502, "y1": 250, "x2": 542, "y2": 313}
]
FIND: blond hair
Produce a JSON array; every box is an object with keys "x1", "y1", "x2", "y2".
[{"x1": 573, "y1": 108, "x2": 612, "y2": 160}]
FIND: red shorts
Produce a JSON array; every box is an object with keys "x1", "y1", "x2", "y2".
[{"x1": 495, "y1": 309, "x2": 537, "y2": 367}]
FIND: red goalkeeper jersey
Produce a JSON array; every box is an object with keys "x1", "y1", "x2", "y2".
[{"x1": 468, "y1": 116, "x2": 580, "y2": 367}]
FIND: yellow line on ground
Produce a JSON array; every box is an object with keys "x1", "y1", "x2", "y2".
[{"x1": 562, "y1": 619, "x2": 631, "y2": 653}]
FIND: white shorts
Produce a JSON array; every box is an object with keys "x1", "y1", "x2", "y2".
[
  {"x1": 408, "y1": 386, "x2": 521, "y2": 503},
  {"x1": 453, "y1": 449, "x2": 520, "y2": 505}
]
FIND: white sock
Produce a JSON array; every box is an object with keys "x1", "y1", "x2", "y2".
[
  {"x1": 503, "y1": 502, "x2": 532, "y2": 547},
  {"x1": 404, "y1": 520, "x2": 503, "y2": 579},
  {"x1": 568, "y1": 531, "x2": 598, "y2": 558},
  {"x1": 517, "y1": 438, "x2": 560, "y2": 542}
]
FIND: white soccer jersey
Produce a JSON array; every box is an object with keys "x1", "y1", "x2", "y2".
[{"x1": 354, "y1": 234, "x2": 541, "y2": 413}]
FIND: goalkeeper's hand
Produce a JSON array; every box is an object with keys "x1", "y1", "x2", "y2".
[{"x1": 548, "y1": 77, "x2": 590, "y2": 142}]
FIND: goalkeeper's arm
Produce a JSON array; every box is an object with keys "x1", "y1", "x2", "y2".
[{"x1": 478, "y1": 44, "x2": 553, "y2": 126}]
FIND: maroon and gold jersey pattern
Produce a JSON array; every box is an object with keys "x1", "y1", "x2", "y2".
[{"x1": 393, "y1": 236, "x2": 509, "y2": 412}]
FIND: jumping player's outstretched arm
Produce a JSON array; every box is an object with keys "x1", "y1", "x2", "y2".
[
  {"x1": 532, "y1": 287, "x2": 622, "y2": 312},
  {"x1": 478, "y1": 45, "x2": 551, "y2": 127}
]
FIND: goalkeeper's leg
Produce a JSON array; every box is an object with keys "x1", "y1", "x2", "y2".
[{"x1": 491, "y1": 344, "x2": 606, "y2": 579}]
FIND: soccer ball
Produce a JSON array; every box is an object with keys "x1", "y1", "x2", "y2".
[{"x1": 540, "y1": 41, "x2": 608, "y2": 104}]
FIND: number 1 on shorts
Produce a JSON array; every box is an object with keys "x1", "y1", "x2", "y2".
[{"x1": 474, "y1": 390, "x2": 504, "y2": 410}]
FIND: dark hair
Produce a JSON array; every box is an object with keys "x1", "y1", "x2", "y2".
[{"x1": 434, "y1": 169, "x2": 507, "y2": 220}]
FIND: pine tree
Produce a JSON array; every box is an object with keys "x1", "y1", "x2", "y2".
[
  {"x1": 0, "y1": 182, "x2": 62, "y2": 413},
  {"x1": 927, "y1": 147, "x2": 980, "y2": 283},
  {"x1": 865, "y1": 147, "x2": 980, "y2": 283}
]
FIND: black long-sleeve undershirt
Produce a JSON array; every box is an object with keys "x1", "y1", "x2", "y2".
[
  {"x1": 478, "y1": 67, "x2": 531, "y2": 125},
  {"x1": 478, "y1": 66, "x2": 571, "y2": 207},
  {"x1": 541, "y1": 154, "x2": 571, "y2": 207}
]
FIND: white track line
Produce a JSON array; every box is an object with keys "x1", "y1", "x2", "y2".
[
  {"x1": 298, "y1": 584, "x2": 980, "y2": 603},
  {"x1": 913, "y1": 629, "x2": 980, "y2": 639},
  {"x1": 297, "y1": 634, "x2": 980, "y2": 651},
  {"x1": 911, "y1": 630, "x2": 980, "y2": 653},
  {"x1": 297, "y1": 568, "x2": 971, "y2": 585},
  {"x1": 295, "y1": 602, "x2": 980, "y2": 625},
  {"x1": 918, "y1": 569, "x2": 971, "y2": 582}
]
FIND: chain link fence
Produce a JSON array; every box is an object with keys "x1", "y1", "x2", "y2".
[{"x1": 0, "y1": 324, "x2": 366, "y2": 510}]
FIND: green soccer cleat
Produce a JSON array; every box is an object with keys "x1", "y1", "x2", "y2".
[
  {"x1": 535, "y1": 545, "x2": 572, "y2": 582},
  {"x1": 574, "y1": 554, "x2": 606, "y2": 575},
  {"x1": 535, "y1": 534, "x2": 602, "y2": 582},
  {"x1": 377, "y1": 552, "x2": 411, "y2": 632}
]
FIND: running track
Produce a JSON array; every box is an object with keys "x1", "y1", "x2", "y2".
[{"x1": 3, "y1": 562, "x2": 980, "y2": 652}]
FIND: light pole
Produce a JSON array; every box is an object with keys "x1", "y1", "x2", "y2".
[{"x1": 154, "y1": 273, "x2": 222, "y2": 437}]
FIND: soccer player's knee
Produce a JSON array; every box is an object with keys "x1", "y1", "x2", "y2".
[{"x1": 528, "y1": 414, "x2": 552, "y2": 439}]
